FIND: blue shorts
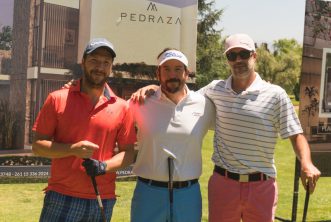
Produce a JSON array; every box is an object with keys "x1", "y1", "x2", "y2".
[
  {"x1": 131, "y1": 179, "x2": 202, "y2": 222},
  {"x1": 39, "y1": 190, "x2": 116, "y2": 222}
]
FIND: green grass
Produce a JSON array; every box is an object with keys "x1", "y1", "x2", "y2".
[
  {"x1": 1, "y1": 131, "x2": 330, "y2": 221},
  {"x1": 289, "y1": 94, "x2": 300, "y2": 106}
]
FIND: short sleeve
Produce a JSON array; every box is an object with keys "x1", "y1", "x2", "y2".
[{"x1": 32, "y1": 94, "x2": 58, "y2": 137}]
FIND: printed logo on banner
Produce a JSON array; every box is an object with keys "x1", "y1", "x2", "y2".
[
  {"x1": 147, "y1": 2, "x2": 158, "y2": 11},
  {"x1": 119, "y1": 1, "x2": 183, "y2": 25}
]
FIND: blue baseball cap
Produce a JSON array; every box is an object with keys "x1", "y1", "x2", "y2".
[{"x1": 84, "y1": 38, "x2": 116, "y2": 58}]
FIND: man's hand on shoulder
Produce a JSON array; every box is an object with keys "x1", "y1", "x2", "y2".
[
  {"x1": 130, "y1": 84, "x2": 159, "y2": 104},
  {"x1": 62, "y1": 79, "x2": 78, "y2": 89}
]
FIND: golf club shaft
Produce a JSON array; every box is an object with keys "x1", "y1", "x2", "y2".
[
  {"x1": 91, "y1": 176, "x2": 107, "y2": 222},
  {"x1": 302, "y1": 183, "x2": 310, "y2": 222},
  {"x1": 168, "y1": 157, "x2": 174, "y2": 222}
]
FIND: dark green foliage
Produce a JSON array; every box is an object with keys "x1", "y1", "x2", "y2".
[
  {"x1": 256, "y1": 39, "x2": 302, "y2": 94},
  {"x1": 0, "y1": 26, "x2": 12, "y2": 50},
  {"x1": 196, "y1": 0, "x2": 229, "y2": 89},
  {"x1": 0, "y1": 156, "x2": 51, "y2": 166}
]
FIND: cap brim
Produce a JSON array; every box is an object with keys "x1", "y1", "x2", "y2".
[
  {"x1": 224, "y1": 45, "x2": 254, "y2": 54},
  {"x1": 85, "y1": 46, "x2": 116, "y2": 58}
]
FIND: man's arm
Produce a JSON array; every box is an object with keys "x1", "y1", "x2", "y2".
[
  {"x1": 32, "y1": 132, "x2": 99, "y2": 159},
  {"x1": 130, "y1": 84, "x2": 159, "y2": 104},
  {"x1": 103, "y1": 144, "x2": 135, "y2": 173},
  {"x1": 289, "y1": 133, "x2": 321, "y2": 194}
]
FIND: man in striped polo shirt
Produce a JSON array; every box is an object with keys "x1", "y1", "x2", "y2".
[{"x1": 198, "y1": 33, "x2": 321, "y2": 222}]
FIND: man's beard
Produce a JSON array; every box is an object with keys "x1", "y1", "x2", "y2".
[
  {"x1": 83, "y1": 67, "x2": 108, "y2": 89},
  {"x1": 232, "y1": 62, "x2": 250, "y2": 76},
  {"x1": 162, "y1": 78, "x2": 184, "y2": 94}
]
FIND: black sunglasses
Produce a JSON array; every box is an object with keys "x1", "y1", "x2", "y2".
[{"x1": 226, "y1": 50, "x2": 253, "y2": 62}]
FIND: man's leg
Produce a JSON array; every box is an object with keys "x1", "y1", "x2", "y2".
[
  {"x1": 39, "y1": 191, "x2": 115, "y2": 222},
  {"x1": 208, "y1": 172, "x2": 242, "y2": 222},
  {"x1": 131, "y1": 180, "x2": 168, "y2": 222},
  {"x1": 172, "y1": 182, "x2": 202, "y2": 222},
  {"x1": 89, "y1": 198, "x2": 116, "y2": 222},
  {"x1": 39, "y1": 191, "x2": 85, "y2": 222},
  {"x1": 242, "y1": 179, "x2": 277, "y2": 222}
]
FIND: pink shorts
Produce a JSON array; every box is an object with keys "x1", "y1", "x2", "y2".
[{"x1": 208, "y1": 171, "x2": 278, "y2": 222}]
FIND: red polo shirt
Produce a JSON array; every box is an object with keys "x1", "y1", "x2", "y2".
[{"x1": 33, "y1": 81, "x2": 136, "y2": 199}]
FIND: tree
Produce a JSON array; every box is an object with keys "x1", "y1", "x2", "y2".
[
  {"x1": 0, "y1": 25, "x2": 12, "y2": 50},
  {"x1": 256, "y1": 39, "x2": 302, "y2": 93},
  {"x1": 196, "y1": 0, "x2": 229, "y2": 89}
]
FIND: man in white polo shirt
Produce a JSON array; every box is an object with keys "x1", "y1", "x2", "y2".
[{"x1": 129, "y1": 48, "x2": 215, "y2": 222}]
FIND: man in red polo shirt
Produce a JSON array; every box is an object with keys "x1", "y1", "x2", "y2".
[{"x1": 32, "y1": 38, "x2": 136, "y2": 222}]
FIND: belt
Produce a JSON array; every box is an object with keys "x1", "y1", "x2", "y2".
[
  {"x1": 214, "y1": 165, "x2": 270, "y2": 182},
  {"x1": 138, "y1": 177, "x2": 198, "y2": 189}
]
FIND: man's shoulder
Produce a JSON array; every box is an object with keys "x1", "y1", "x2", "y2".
[
  {"x1": 47, "y1": 88, "x2": 71, "y2": 99},
  {"x1": 113, "y1": 95, "x2": 129, "y2": 107},
  {"x1": 261, "y1": 81, "x2": 286, "y2": 94},
  {"x1": 207, "y1": 79, "x2": 225, "y2": 88},
  {"x1": 189, "y1": 91, "x2": 215, "y2": 106}
]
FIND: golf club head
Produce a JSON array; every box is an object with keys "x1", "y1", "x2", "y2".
[{"x1": 162, "y1": 147, "x2": 176, "y2": 160}]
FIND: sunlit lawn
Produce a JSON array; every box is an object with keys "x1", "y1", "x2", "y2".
[{"x1": 1, "y1": 131, "x2": 330, "y2": 221}]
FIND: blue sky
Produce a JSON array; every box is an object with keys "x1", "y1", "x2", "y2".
[
  {"x1": 0, "y1": 0, "x2": 13, "y2": 27},
  {"x1": 214, "y1": 0, "x2": 306, "y2": 44}
]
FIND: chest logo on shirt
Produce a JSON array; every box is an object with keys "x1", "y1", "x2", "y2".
[
  {"x1": 192, "y1": 112, "x2": 202, "y2": 116},
  {"x1": 105, "y1": 107, "x2": 113, "y2": 115}
]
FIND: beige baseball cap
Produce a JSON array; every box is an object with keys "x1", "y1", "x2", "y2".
[{"x1": 224, "y1": 33, "x2": 255, "y2": 54}]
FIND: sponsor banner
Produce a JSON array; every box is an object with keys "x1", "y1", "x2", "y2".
[
  {"x1": 299, "y1": 0, "x2": 331, "y2": 170},
  {"x1": 78, "y1": 0, "x2": 198, "y2": 72},
  {"x1": 0, "y1": 165, "x2": 134, "y2": 180}
]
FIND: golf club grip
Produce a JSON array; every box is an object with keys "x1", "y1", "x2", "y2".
[
  {"x1": 91, "y1": 177, "x2": 103, "y2": 208},
  {"x1": 91, "y1": 177, "x2": 99, "y2": 195}
]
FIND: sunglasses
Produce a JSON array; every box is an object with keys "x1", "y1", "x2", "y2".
[{"x1": 226, "y1": 50, "x2": 253, "y2": 62}]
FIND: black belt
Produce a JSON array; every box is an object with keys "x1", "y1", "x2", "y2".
[
  {"x1": 214, "y1": 165, "x2": 270, "y2": 182},
  {"x1": 138, "y1": 177, "x2": 198, "y2": 189}
]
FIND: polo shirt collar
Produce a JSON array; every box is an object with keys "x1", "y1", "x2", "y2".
[
  {"x1": 225, "y1": 72, "x2": 262, "y2": 93},
  {"x1": 70, "y1": 79, "x2": 116, "y2": 102}
]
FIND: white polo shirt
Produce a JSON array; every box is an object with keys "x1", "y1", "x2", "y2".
[
  {"x1": 130, "y1": 86, "x2": 215, "y2": 181},
  {"x1": 198, "y1": 73, "x2": 303, "y2": 178}
]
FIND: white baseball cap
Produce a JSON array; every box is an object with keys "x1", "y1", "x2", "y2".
[
  {"x1": 157, "y1": 50, "x2": 188, "y2": 67},
  {"x1": 224, "y1": 33, "x2": 255, "y2": 54}
]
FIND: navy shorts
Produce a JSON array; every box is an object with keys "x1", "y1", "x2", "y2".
[{"x1": 39, "y1": 191, "x2": 116, "y2": 222}]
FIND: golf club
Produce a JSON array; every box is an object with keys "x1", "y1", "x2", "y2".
[
  {"x1": 302, "y1": 183, "x2": 310, "y2": 222},
  {"x1": 162, "y1": 147, "x2": 176, "y2": 222},
  {"x1": 83, "y1": 159, "x2": 107, "y2": 222}
]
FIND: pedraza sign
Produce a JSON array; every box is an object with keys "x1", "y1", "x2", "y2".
[
  {"x1": 120, "y1": 2, "x2": 182, "y2": 25},
  {"x1": 78, "y1": 0, "x2": 198, "y2": 71}
]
